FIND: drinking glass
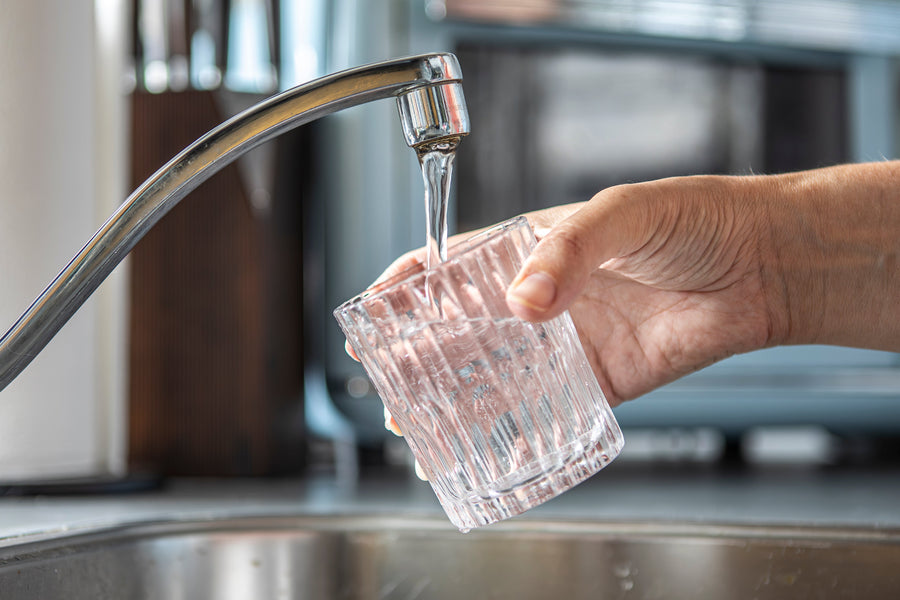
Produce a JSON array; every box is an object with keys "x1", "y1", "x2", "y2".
[{"x1": 335, "y1": 216, "x2": 624, "y2": 531}]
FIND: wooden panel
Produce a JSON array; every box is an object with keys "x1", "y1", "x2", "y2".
[{"x1": 128, "y1": 90, "x2": 305, "y2": 475}]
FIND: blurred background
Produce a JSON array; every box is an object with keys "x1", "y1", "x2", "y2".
[{"x1": 2, "y1": 0, "x2": 900, "y2": 485}]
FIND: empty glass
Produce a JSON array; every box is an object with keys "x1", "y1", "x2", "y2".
[{"x1": 335, "y1": 216, "x2": 623, "y2": 531}]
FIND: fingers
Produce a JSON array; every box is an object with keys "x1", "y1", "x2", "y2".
[
  {"x1": 384, "y1": 405, "x2": 402, "y2": 436},
  {"x1": 375, "y1": 249, "x2": 425, "y2": 285},
  {"x1": 523, "y1": 202, "x2": 586, "y2": 241},
  {"x1": 344, "y1": 226, "x2": 498, "y2": 364},
  {"x1": 343, "y1": 250, "x2": 425, "y2": 364},
  {"x1": 374, "y1": 225, "x2": 494, "y2": 286},
  {"x1": 413, "y1": 459, "x2": 428, "y2": 481},
  {"x1": 507, "y1": 186, "x2": 648, "y2": 322},
  {"x1": 384, "y1": 405, "x2": 428, "y2": 481}
]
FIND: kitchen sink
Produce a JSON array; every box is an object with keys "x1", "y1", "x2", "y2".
[{"x1": 1, "y1": 515, "x2": 898, "y2": 599}]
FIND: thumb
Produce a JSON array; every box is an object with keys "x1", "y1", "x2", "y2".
[{"x1": 506, "y1": 187, "x2": 647, "y2": 322}]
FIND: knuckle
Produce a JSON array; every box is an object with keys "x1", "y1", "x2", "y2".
[{"x1": 548, "y1": 221, "x2": 591, "y2": 264}]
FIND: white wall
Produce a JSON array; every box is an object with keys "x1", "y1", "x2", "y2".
[{"x1": 0, "y1": 1, "x2": 129, "y2": 481}]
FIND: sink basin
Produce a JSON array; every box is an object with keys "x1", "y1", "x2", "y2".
[{"x1": 1, "y1": 515, "x2": 898, "y2": 598}]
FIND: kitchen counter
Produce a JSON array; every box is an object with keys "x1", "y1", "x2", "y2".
[{"x1": 3, "y1": 461, "x2": 900, "y2": 543}]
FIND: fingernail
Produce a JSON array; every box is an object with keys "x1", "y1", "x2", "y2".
[
  {"x1": 384, "y1": 406, "x2": 403, "y2": 437},
  {"x1": 414, "y1": 459, "x2": 429, "y2": 481},
  {"x1": 507, "y1": 272, "x2": 557, "y2": 313}
]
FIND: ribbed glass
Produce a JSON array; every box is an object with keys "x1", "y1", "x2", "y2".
[{"x1": 335, "y1": 217, "x2": 623, "y2": 532}]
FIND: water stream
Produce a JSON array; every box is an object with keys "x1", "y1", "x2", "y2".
[{"x1": 416, "y1": 138, "x2": 460, "y2": 272}]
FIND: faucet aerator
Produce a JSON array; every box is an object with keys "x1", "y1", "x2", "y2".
[{"x1": 398, "y1": 82, "x2": 470, "y2": 149}]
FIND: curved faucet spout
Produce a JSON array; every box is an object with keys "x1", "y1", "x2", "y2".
[{"x1": 0, "y1": 52, "x2": 470, "y2": 391}]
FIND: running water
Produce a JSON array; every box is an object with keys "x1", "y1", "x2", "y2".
[{"x1": 417, "y1": 138, "x2": 460, "y2": 272}]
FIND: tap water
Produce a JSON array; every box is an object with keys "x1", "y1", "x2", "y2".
[
  {"x1": 386, "y1": 315, "x2": 623, "y2": 532},
  {"x1": 416, "y1": 138, "x2": 459, "y2": 272}
]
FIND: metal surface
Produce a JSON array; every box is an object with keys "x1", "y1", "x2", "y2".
[
  {"x1": 397, "y1": 81, "x2": 469, "y2": 148},
  {"x1": 0, "y1": 52, "x2": 470, "y2": 392},
  {"x1": 1, "y1": 515, "x2": 899, "y2": 598}
]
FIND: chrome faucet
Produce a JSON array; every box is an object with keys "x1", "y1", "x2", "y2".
[{"x1": 0, "y1": 52, "x2": 470, "y2": 391}]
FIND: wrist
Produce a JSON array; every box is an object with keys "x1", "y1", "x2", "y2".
[{"x1": 760, "y1": 162, "x2": 900, "y2": 351}]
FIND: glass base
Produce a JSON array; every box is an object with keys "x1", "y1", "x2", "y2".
[{"x1": 437, "y1": 423, "x2": 625, "y2": 532}]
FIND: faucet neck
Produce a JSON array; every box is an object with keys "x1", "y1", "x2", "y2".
[{"x1": 0, "y1": 53, "x2": 471, "y2": 391}]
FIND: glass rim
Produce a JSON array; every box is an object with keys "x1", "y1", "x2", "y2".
[{"x1": 334, "y1": 215, "x2": 531, "y2": 314}]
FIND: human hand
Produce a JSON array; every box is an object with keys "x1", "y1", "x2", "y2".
[
  {"x1": 348, "y1": 162, "x2": 900, "y2": 457},
  {"x1": 351, "y1": 176, "x2": 774, "y2": 454},
  {"x1": 505, "y1": 174, "x2": 778, "y2": 406}
]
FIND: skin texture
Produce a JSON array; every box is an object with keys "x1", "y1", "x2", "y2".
[{"x1": 350, "y1": 162, "x2": 900, "y2": 439}]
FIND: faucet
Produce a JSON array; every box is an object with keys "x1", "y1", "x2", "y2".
[{"x1": 0, "y1": 52, "x2": 470, "y2": 391}]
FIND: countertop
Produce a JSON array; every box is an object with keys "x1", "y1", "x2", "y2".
[{"x1": 3, "y1": 461, "x2": 900, "y2": 544}]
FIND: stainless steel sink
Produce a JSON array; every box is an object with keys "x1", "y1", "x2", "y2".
[{"x1": 1, "y1": 515, "x2": 898, "y2": 599}]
